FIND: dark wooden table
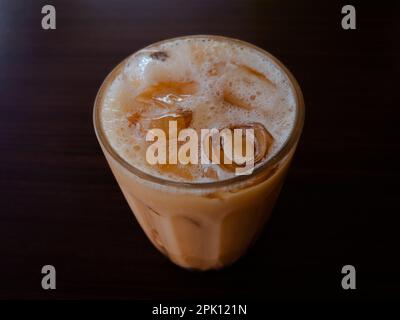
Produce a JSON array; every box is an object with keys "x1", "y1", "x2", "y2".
[{"x1": 0, "y1": 0, "x2": 399, "y2": 300}]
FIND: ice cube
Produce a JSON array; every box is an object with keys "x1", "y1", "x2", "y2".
[
  {"x1": 156, "y1": 163, "x2": 194, "y2": 181},
  {"x1": 146, "y1": 110, "x2": 192, "y2": 138},
  {"x1": 135, "y1": 81, "x2": 197, "y2": 107},
  {"x1": 222, "y1": 64, "x2": 276, "y2": 110},
  {"x1": 204, "y1": 122, "x2": 274, "y2": 172}
]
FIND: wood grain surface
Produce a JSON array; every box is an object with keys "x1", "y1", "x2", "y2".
[{"x1": 0, "y1": 0, "x2": 399, "y2": 299}]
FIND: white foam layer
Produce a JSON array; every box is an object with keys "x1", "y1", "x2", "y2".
[{"x1": 100, "y1": 36, "x2": 296, "y2": 182}]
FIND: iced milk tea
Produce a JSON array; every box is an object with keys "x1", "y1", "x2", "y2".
[{"x1": 94, "y1": 35, "x2": 304, "y2": 270}]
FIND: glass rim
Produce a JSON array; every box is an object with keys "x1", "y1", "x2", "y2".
[{"x1": 93, "y1": 34, "x2": 305, "y2": 190}]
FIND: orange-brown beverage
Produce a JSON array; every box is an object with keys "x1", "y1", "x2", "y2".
[{"x1": 94, "y1": 35, "x2": 304, "y2": 270}]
